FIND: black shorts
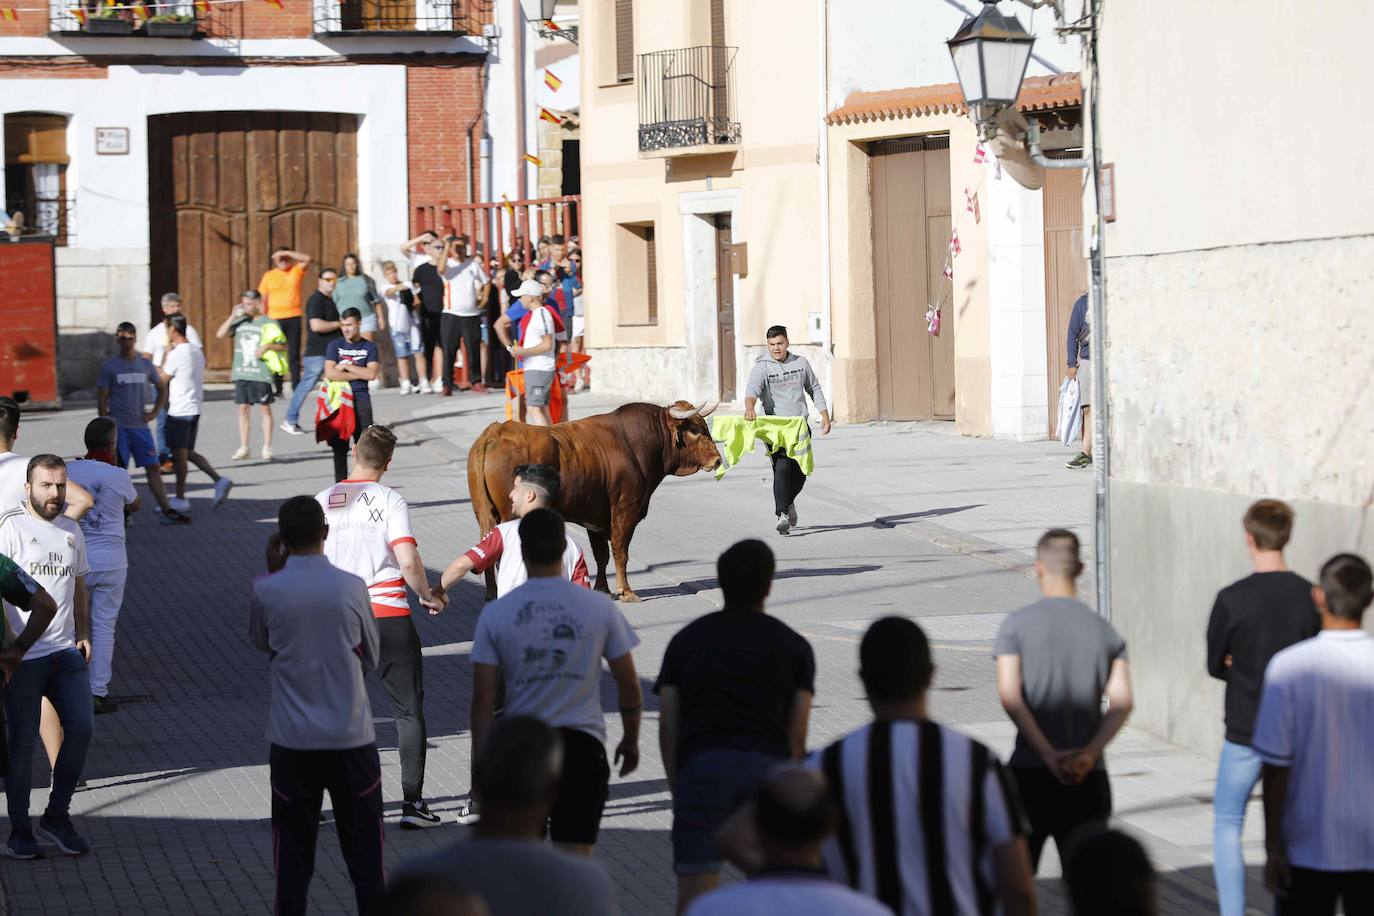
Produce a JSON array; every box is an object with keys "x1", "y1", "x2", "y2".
[
  {"x1": 234, "y1": 380, "x2": 275, "y2": 405},
  {"x1": 548, "y1": 728, "x2": 610, "y2": 845},
  {"x1": 165, "y1": 414, "x2": 199, "y2": 451}
]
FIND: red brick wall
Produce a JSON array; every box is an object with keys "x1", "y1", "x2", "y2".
[
  {"x1": 406, "y1": 62, "x2": 484, "y2": 235},
  {"x1": 0, "y1": 238, "x2": 59, "y2": 405},
  {"x1": 241, "y1": 0, "x2": 312, "y2": 39}
]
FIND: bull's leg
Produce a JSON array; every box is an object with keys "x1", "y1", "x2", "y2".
[
  {"x1": 610, "y1": 521, "x2": 639, "y2": 602},
  {"x1": 587, "y1": 530, "x2": 612, "y2": 594}
]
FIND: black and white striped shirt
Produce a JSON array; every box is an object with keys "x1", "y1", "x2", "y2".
[{"x1": 806, "y1": 720, "x2": 1026, "y2": 916}]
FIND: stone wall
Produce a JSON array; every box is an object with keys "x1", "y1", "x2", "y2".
[{"x1": 55, "y1": 247, "x2": 150, "y2": 392}]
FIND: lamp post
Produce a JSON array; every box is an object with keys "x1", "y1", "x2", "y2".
[{"x1": 945, "y1": 0, "x2": 1036, "y2": 141}]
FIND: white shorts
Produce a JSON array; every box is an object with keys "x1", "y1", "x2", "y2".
[{"x1": 572, "y1": 315, "x2": 585, "y2": 340}]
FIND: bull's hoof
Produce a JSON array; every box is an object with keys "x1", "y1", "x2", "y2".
[{"x1": 616, "y1": 591, "x2": 642, "y2": 603}]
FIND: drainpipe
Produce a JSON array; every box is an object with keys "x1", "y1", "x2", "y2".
[
  {"x1": 1025, "y1": 118, "x2": 1088, "y2": 170},
  {"x1": 1084, "y1": 0, "x2": 1111, "y2": 623},
  {"x1": 513, "y1": 0, "x2": 528, "y2": 201},
  {"x1": 816, "y1": 0, "x2": 833, "y2": 404}
]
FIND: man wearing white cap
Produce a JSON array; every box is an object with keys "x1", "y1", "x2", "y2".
[{"x1": 494, "y1": 279, "x2": 559, "y2": 427}]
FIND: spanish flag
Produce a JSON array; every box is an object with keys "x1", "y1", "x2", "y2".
[
  {"x1": 543, "y1": 69, "x2": 562, "y2": 91},
  {"x1": 524, "y1": 153, "x2": 543, "y2": 168},
  {"x1": 501, "y1": 194, "x2": 514, "y2": 217},
  {"x1": 538, "y1": 107, "x2": 561, "y2": 125},
  {"x1": 542, "y1": 18, "x2": 557, "y2": 30},
  {"x1": 132, "y1": 2, "x2": 149, "y2": 19},
  {"x1": 264, "y1": 0, "x2": 284, "y2": 9},
  {"x1": 0, "y1": 8, "x2": 16, "y2": 19},
  {"x1": 194, "y1": 0, "x2": 207, "y2": 11},
  {"x1": 71, "y1": 6, "x2": 88, "y2": 21}
]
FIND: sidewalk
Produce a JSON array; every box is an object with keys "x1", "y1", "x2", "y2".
[{"x1": 0, "y1": 388, "x2": 1252, "y2": 914}]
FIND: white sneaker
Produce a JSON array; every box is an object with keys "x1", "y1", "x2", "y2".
[
  {"x1": 368, "y1": 378, "x2": 381, "y2": 393},
  {"x1": 213, "y1": 478, "x2": 233, "y2": 508},
  {"x1": 454, "y1": 798, "x2": 480, "y2": 826},
  {"x1": 261, "y1": 446, "x2": 273, "y2": 461},
  {"x1": 787, "y1": 504, "x2": 798, "y2": 528},
  {"x1": 168, "y1": 497, "x2": 191, "y2": 514},
  {"x1": 417, "y1": 379, "x2": 433, "y2": 395},
  {"x1": 232, "y1": 447, "x2": 250, "y2": 460},
  {"x1": 400, "y1": 380, "x2": 413, "y2": 395},
  {"x1": 279, "y1": 421, "x2": 304, "y2": 436},
  {"x1": 776, "y1": 513, "x2": 791, "y2": 536}
]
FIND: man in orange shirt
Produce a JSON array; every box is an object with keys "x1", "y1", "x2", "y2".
[{"x1": 256, "y1": 249, "x2": 313, "y2": 391}]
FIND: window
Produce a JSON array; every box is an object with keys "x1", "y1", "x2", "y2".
[
  {"x1": 3, "y1": 113, "x2": 70, "y2": 246},
  {"x1": 614, "y1": 0, "x2": 634, "y2": 82},
  {"x1": 615, "y1": 221, "x2": 658, "y2": 326}
]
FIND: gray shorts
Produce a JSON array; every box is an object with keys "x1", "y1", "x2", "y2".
[
  {"x1": 524, "y1": 370, "x2": 555, "y2": 407},
  {"x1": 1078, "y1": 357, "x2": 1094, "y2": 408}
]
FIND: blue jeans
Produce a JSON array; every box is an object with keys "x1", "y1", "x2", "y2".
[
  {"x1": 285, "y1": 355, "x2": 325, "y2": 426},
  {"x1": 1214, "y1": 739, "x2": 1263, "y2": 916},
  {"x1": 4, "y1": 649, "x2": 94, "y2": 830},
  {"x1": 154, "y1": 408, "x2": 169, "y2": 461},
  {"x1": 672, "y1": 748, "x2": 780, "y2": 872}
]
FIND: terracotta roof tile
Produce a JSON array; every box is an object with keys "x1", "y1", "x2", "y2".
[{"x1": 825, "y1": 72, "x2": 1081, "y2": 126}]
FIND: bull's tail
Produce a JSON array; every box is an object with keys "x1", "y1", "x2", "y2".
[{"x1": 466, "y1": 426, "x2": 502, "y2": 536}]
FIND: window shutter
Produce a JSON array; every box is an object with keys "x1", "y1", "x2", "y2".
[
  {"x1": 645, "y1": 225, "x2": 657, "y2": 324},
  {"x1": 615, "y1": 0, "x2": 634, "y2": 82}
]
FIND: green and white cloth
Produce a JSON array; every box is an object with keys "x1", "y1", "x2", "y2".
[{"x1": 709, "y1": 415, "x2": 814, "y2": 480}]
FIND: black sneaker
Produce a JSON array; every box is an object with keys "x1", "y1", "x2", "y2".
[
  {"x1": 400, "y1": 800, "x2": 442, "y2": 830},
  {"x1": 93, "y1": 695, "x2": 118, "y2": 715},
  {"x1": 3, "y1": 828, "x2": 44, "y2": 860},
  {"x1": 34, "y1": 815, "x2": 90, "y2": 856},
  {"x1": 454, "y1": 798, "x2": 480, "y2": 826},
  {"x1": 161, "y1": 508, "x2": 193, "y2": 525},
  {"x1": 786, "y1": 503, "x2": 798, "y2": 528}
]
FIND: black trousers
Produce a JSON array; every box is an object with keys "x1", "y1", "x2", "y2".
[
  {"x1": 770, "y1": 449, "x2": 807, "y2": 516},
  {"x1": 418, "y1": 310, "x2": 443, "y2": 366},
  {"x1": 330, "y1": 396, "x2": 372, "y2": 483},
  {"x1": 270, "y1": 742, "x2": 384, "y2": 916},
  {"x1": 376, "y1": 615, "x2": 427, "y2": 803},
  {"x1": 485, "y1": 322, "x2": 511, "y2": 386},
  {"x1": 440, "y1": 314, "x2": 482, "y2": 390},
  {"x1": 1012, "y1": 767, "x2": 1113, "y2": 871},
  {"x1": 278, "y1": 316, "x2": 302, "y2": 386},
  {"x1": 1278, "y1": 868, "x2": 1374, "y2": 916}
]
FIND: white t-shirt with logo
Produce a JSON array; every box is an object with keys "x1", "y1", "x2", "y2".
[
  {"x1": 520, "y1": 306, "x2": 558, "y2": 373},
  {"x1": 162, "y1": 342, "x2": 205, "y2": 418},
  {"x1": 440, "y1": 258, "x2": 490, "y2": 317},
  {"x1": 0, "y1": 507, "x2": 89, "y2": 659},
  {"x1": 384, "y1": 285, "x2": 413, "y2": 336},
  {"x1": 65, "y1": 458, "x2": 137, "y2": 573},
  {"x1": 470, "y1": 576, "x2": 640, "y2": 742},
  {"x1": 315, "y1": 479, "x2": 416, "y2": 618},
  {"x1": 463, "y1": 518, "x2": 590, "y2": 597},
  {"x1": 0, "y1": 451, "x2": 27, "y2": 512},
  {"x1": 142, "y1": 320, "x2": 202, "y2": 367}
]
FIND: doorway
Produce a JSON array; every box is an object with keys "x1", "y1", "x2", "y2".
[
  {"x1": 869, "y1": 136, "x2": 954, "y2": 420},
  {"x1": 713, "y1": 213, "x2": 736, "y2": 401},
  {"x1": 1042, "y1": 167, "x2": 1088, "y2": 437}
]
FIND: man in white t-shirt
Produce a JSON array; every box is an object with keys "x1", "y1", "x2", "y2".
[
  {"x1": 0, "y1": 455, "x2": 95, "y2": 861},
  {"x1": 468, "y1": 508, "x2": 642, "y2": 855},
  {"x1": 141, "y1": 292, "x2": 202, "y2": 467},
  {"x1": 65, "y1": 418, "x2": 139, "y2": 713},
  {"x1": 438, "y1": 235, "x2": 491, "y2": 395},
  {"x1": 433, "y1": 463, "x2": 588, "y2": 606},
  {"x1": 158, "y1": 315, "x2": 232, "y2": 512},
  {"x1": 314, "y1": 424, "x2": 442, "y2": 830},
  {"x1": 0, "y1": 397, "x2": 93, "y2": 520}
]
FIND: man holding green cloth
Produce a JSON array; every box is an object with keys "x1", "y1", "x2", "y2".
[
  {"x1": 744, "y1": 325, "x2": 830, "y2": 535},
  {"x1": 216, "y1": 291, "x2": 287, "y2": 462}
]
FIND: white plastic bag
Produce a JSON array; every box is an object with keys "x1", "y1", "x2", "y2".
[{"x1": 1057, "y1": 377, "x2": 1082, "y2": 447}]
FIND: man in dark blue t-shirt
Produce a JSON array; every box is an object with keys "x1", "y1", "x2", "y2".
[{"x1": 323, "y1": 309, "x2": 380, "y2": 482}]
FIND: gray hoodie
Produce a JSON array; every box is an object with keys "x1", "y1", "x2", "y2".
[{"x1": 745, "y1": 352, "x2": 827, "y2": 417}]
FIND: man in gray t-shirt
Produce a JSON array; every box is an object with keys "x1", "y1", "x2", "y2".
[
  {"x1": 400, "y1": 716, "x2": 620, "y2": 915},
  {"x1": 994, "y1": 528, "x2": 1133, "y2": 871}
]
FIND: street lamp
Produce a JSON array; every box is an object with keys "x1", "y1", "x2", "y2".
[{"x1": 946, "y1": 1, "x2": 1036, "y2": 140}]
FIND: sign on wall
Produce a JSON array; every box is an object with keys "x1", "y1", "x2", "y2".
[{"x1": 95, "y1": 127, "x2": 129, "y2": 155}]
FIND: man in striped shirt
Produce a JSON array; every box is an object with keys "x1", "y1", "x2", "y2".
[
  {"x1": 315, "y1": 425, "x2": 442, "y2": 830},
  {"x1": 807, "y1": 617, "x2": 1035, "y2": 916}
]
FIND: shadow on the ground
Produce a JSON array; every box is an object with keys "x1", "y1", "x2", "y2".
[{"x1": 785, "y1": 505, "x2": 985, "y2": 537}]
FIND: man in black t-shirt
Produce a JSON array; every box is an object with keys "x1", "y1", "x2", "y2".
[
  {"x1": 1205, "y1": 499, "x2": 1319, "y2": 916},
  {"x1": 655, "y1": 539, "x2": 815, "y2": 914},
  {"x1": 282, "y1": 268, "x2": 341, "y2": 435},
  {"x1": 411, "y1": 237, "x2": 448, "y2": 393}
]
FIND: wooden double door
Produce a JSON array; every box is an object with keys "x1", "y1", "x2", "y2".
[
  {"x1": 870, "y1": 136, "x2": 955, "y2": 421},
  {"x1": 148, "y1": 112, "x2": 359, "y2": 373},
  {"x1": 1043, "y1": 167, "x2": 1088, "y2": 437}
]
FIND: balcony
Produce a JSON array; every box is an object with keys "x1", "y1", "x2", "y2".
[
  {"x1": 313, "y1": 0, "x2": 492, "y2": 35},
  {"x1": 49, "y1": 0, "x2": 236, "y2": 38},
  {"x1": 637, "y1": 46, "x2": 741, "y2": 156}
]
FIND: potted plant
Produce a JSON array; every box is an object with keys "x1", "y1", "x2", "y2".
[
  {"x1": 85, "y1": 6, "x2": 135, "y2": 33},
  {"x1": 146, "y1": 12, "x2": 196, "y2": 36}
]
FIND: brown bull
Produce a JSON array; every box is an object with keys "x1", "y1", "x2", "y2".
[{"x1": 467, "y1": 400, "x2": 722, "y2": 601}]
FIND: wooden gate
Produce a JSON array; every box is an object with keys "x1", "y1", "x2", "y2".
[
  {"x1": 713, "y1": 213, "x2": 737, "y2": 402},
  {"x1": 1042, "y1": 167, "x2": 1088, "y2": 436},
  {"x1": 148, "y1": 112, "x2": 359, "y2": 374},
  {"x1": 870, "y1": 137, "x2": 954, "y2": 420}
]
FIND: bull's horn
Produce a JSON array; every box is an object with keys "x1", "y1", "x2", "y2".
[
  {"x1": 667, "y1": 402, "x2": 696, "y2": 419},
  {"x1": 696, "y1": 399, "x2": 720, "y2": 418}
]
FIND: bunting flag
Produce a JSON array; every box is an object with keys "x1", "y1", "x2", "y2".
[
  {"x1": 542, "y1": 18, "x2": 557, "y2": 29},
  {"x1": 501, "y1": 194, "x2": 514, "y2": 217},
  {"x1": 264, "y1": 0, "x2": 283, "y2": 9},
  {"x1": 965, "y1": 188, "x2": 981, "y2": 224},
  {"x1": 538, "y1": 107, "x2": 562, "y2": 125},
  {"x1": 924, "y1": 305, "x2": 942, "y2": 335},
  {"x1": 973, "y1": 144, "x2": 987, "y2": 164},
  {"x1": 543, "y1": 69, "x2": 562, "y2": 91},
  {"x1": 71, "y1": 6, "x2": 87, "y2": 20},
  {"x1": 0, "y1": 7, "x2": 16, "y2": 18},
  {"x1": 523, "y1": 153, "x2": 543, "y2": 167},
  {"x1": 943, "y1": 262, "x2": 953, "y2": 280},
  {"x1": 194, "y1": 0, "x2": 207, "y2": 10},
  {"x1": 131, "y1": 2, "x2": 149, "y2": 19},
  {"x1": 949, "y1": 229, "x2": 962, "y2": 257}
]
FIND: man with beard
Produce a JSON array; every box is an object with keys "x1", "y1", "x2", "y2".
[{"x1": 0, "y1": 455, "x2": 94, "y2": 860}]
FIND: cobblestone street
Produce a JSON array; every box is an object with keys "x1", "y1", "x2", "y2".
[{"x1": 0, "y1": 389, "x2": 1259, "y2": 914}]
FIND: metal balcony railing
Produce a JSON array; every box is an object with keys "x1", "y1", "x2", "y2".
[
  {"x1": 49, "y1": 0, "x2": 238, "y2": 38},
  {"x1": 637, "y1": 46, "x2": 741, "y2": 153},
  {"x1": 5, "y1": 194, "x2": 73, "y2": 247},
  {"x1": 313, "y1": 0, "x2": 492, "y2": 35}
]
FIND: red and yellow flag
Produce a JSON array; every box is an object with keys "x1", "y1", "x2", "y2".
[
  {"x1": 194, "y1": 0, "x2": 208, "y2": 12},
  {"x1": 523, "y1": 153, "x2": 543, "y2": 167},
  {"x1": 538, "y1": 107, "x2": 561, "y2": 125},
  {"x1": 501, "y1": 194, "x2": 514, "y2": 218},
  {"x1": 0, "y1": 8, "x2": 17, "y2": 19},
  {"x1": 543, "y1": 69, "x2": 562, "y2": 91},
  {"x1": 542, "y1": 18, "x2": 557, "y2": 30},
  {"x1": 131, "y1": 3, "x2": 149, "y2": 20},
  {"x1": 264, "y1": 0, "x2": 284, "y2": 10},
  {"x1": 71, "y1": 7, "x2": 88, "y2": 21}
]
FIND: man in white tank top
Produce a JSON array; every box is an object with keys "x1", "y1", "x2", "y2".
[
  {"x1": 432, "y1": 463, "x2": 588, "y2": 605},
  {"x1": 314, "y1": 424, "x2": 443, "y2": 830}
]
